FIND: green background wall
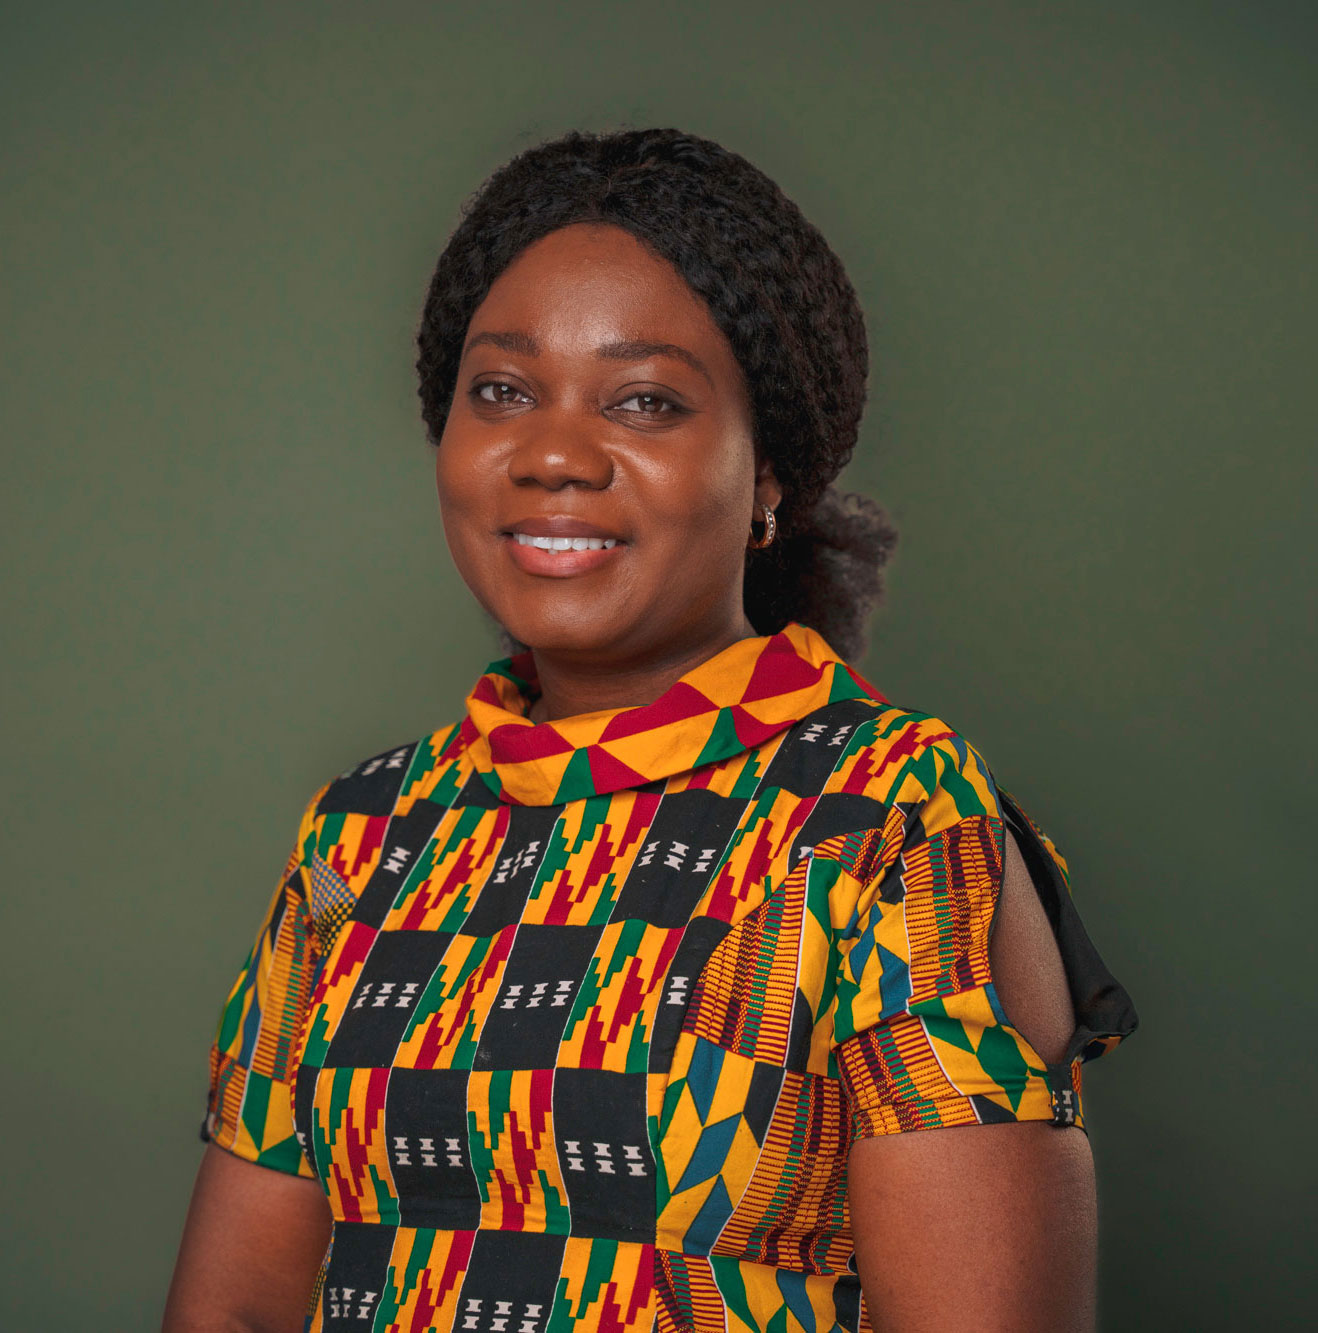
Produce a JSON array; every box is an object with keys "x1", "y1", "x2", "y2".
[{"x1": 4, "y1": 1, "x2": 1314, "y2": 1327}]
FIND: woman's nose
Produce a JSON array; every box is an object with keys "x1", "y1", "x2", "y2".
[{"x1": 506, "y1": 419, "x2": 614, "y2": 491}]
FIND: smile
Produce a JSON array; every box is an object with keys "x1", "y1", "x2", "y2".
[
  {"x1": 513, "y1": 533, "x2": 618, "y2": 552},
  {"x1": 503, "y1": 527, "x2": 625, "y2": 579}
]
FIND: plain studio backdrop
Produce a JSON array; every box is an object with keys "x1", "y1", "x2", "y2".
[{"x1": 3, "y1": 1, "x2": 1314, "y2": 1328}]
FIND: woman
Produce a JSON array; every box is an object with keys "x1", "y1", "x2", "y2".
[{"x1": 165, "y1": 128, "x2": 1137, "y2": 1332}]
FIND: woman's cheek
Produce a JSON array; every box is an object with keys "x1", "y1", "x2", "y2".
[
  {"x1": 436, "y1": 482, "x2": 499, "y2": 609},
  {"x1": 677, "y1": 462, "x2": 756, "y2": 563},
  {"x1": 647, "y1": 434, "x2": 751, "y2": 528}
]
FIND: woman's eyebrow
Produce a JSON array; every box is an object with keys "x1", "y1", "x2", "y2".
[
  {"x1": 596, "y1": 339, "x2": 712, "y2": 385},
  {"x1": 463, "y1": 330, "x2": 540, "y2": 357},
  {"x1": 463, "y1": 331, "x2": 712, "y2": 386}
]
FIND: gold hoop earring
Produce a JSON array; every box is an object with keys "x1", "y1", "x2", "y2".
[{"x1": 748, "y1": 502, "x2": 777, "y2": 549}]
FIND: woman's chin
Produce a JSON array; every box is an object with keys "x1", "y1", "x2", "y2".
[{"x1": 496, "y1": 610, "x2": 633, "y2": 662}]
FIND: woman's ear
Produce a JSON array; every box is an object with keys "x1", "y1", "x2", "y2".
[{"x1": 754, "y1": 457, "x2": 783, "y2": 513}]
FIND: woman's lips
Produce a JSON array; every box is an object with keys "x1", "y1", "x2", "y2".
[{"x1": 502, "y1": 529, "x2": 625, "y2": 578}]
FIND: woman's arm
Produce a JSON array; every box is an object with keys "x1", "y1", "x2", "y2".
[
  {"x1": 849, "y1": 1120, "x2": 1096, "y2": 1332},
  {"x1": 848, "y1": 826, "x2": 1098, "y2": 1332},
  {"x1": 162, "y1": 1144, "x2": 332, "y2": 1333}
]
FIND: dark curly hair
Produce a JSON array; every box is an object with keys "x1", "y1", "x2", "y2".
[{"x1": 417, "y1": 128, "x2": 898, "y2": 661}]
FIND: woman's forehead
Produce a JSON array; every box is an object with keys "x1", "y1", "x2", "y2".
[{"x1": 468, "y1": 223, "x2": 736, "y2": 366}]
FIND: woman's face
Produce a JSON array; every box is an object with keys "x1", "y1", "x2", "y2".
[{"x1": 436, "y1": 222, "x2": 780, "y2": 670}]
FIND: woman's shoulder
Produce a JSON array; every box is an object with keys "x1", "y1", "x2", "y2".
[
  {"x1": 795, "y1": 685, "x2": 1003, "y2": 818},
  {"x1": 798, "y1": 686, "x2": 1082, "y2": 908},
  {"x1": 307, "y1": 718, "x2": 471, "y2": 820}
]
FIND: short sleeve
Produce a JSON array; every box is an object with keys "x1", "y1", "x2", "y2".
[
  {"x1": 832, "y1": 728, "x2": 1138, "y2": 1139},
  {"x1": 199, "y1": 783, "x2": 330, "y2": 1177}
]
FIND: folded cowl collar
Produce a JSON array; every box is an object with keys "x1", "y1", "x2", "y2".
[{"x1": 462, "y1": 622, "x2": 885, "y2": 806}]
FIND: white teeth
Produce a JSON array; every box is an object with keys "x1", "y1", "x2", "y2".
[{"x1": 513, "y1": 533, "x2": 618, "y2": 551}]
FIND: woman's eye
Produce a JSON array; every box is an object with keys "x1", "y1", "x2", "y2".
[
  {"x1": 475, "y1": 382, "x2": 530, "y2": 405},
  {"x1": 616, "y1": 393, "x2": 673, "y2": 415}
]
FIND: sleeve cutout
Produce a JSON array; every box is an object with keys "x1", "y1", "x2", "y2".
[{"x1": 996, "y1": 787, "x2": 1140, "y2": 1064}]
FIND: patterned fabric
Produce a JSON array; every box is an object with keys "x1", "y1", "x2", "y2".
[{"x1": 202, "y1": 623, "x2": 1137, "y2": 1332}]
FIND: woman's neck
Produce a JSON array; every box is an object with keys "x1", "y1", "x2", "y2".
[{"x1": 526, "y1": 616, "x2": 759, "y2": 723}]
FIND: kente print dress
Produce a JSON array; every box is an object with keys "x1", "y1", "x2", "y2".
[{"x1": 201, "y1": 622, "x2": 1137, "y2": 1332}]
